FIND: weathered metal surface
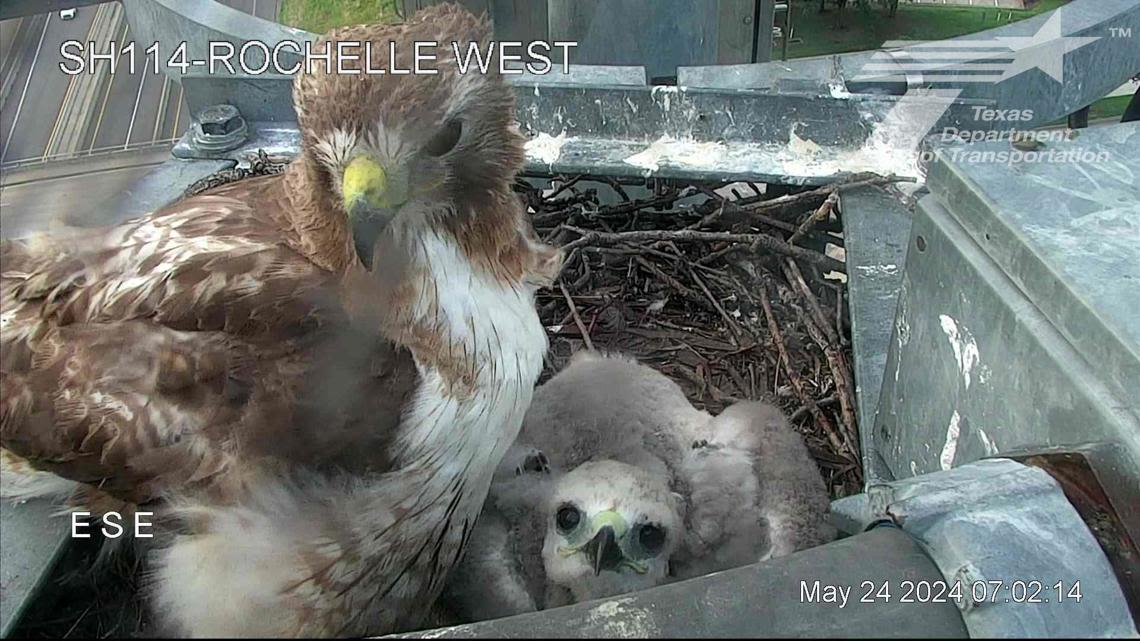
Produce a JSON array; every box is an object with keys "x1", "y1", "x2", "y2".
[
  {"x1": 0, "y1": 503, "x2": 69, "y2": 638},
  {"x1": 395, "y1": 527, "x2": 968, "y2": 639},
  {"x1": 121, "y1": 0, "x2": 310, "y2": 74},
  {"x1": 875, "y1": 122, "x2": 1140, "y2": 483},
  {"x1": 170, "y1": 63, "x2": 648, "y2": 127},
  {"x1": 1005, "y1": 442, "x2": 1140, "y2": 618},
  {"x1": 832, "y1": 459, "x2": 1138, "y2": 638},
  {"x1": 125, "y1": 0, "x2": 1002, "y2": 186},
  {"x1": 678, "y1": 0, "x2": 1140, "y2": 130},
  {"x1": 189, "y1": 103, "x2": 249, "y2": 153},
  {"x1": 173, "y1": 120, "x2": 299, "y2": 162},
  {"x1": 840, "y1": 185, "x2": 915, "y2": 484},
  {"x1": 93, "y1": 157, "x2": 235, "y2": 225},
  {"x1": 171, "y1": 72, "x2": 985, "y2": 185},
  {"x1": 926, "y1": 124, "x2": 1140, "y2": 408}
]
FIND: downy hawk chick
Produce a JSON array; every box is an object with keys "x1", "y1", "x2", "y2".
[{"x1": 443, "y1": 351, "x2": 835, "y2": 620}]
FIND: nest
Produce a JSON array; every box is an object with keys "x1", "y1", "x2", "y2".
[
  {"x1": 11, "y1": 167, "x2": 911, "y2": 638},
  {"x1": 518, "y1": 171, "x2": 913, "y2": 499}
]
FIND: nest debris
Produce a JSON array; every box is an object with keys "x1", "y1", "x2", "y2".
[{"x1": 520, "y1": 171, "x2": 914, "y2": 499}]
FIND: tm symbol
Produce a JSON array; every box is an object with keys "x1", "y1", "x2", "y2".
[{"x1": 1109, "y1": 27, "x2": 1133, "y2": 38}]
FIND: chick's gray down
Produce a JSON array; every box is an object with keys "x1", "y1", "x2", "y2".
[{"x1": 443, "y1": 351, "x2": 835, "y2": 621}]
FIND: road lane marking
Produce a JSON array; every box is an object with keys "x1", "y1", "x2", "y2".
[
  {"x1": 0, "y1": 16, "x2": 27, "y2": 95},
  {"x1": 88, "y1": 18, "x2": 129, "y2": 152},
  {"x1": 170, "y1": 83, "x2": 185, "y2": 139},
  {"x1": 1, "y1": 14, "x2": 51, "y2": 163},
  {"x1": 43, "y1": 5, "x2": 104, "y2": 159},
  {"x1": 153, "y1": 74, "x2": 170, "y2": 142},
  {"x1": 123, "y1": 33, "x2": 148, "y2": 149}
]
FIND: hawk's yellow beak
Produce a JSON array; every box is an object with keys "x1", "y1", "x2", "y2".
[
  {"x1": 342, "y1": 156, "x2": 389, "y2": 212},
  {"x1": 342, "y1": 156, "x2": 409, "y2": 270}
]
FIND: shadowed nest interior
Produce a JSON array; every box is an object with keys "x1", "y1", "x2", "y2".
[
  {"x1": 520, "y1": 171, "x2": 915, "y2": 499},
  {"x1": 11, "y1": 167, "x2": 917, "y2": 638}
]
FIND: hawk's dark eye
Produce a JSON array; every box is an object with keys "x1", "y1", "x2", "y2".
[
  {"x1": 425, "y1": 119, "x2": 462, "y2": 156},
  {"x1": 556, "y1": 505, "x2": 581, "y2": 533},
  {"x1": 638, "y1": 524, "x2": 666, "y2": 554}
]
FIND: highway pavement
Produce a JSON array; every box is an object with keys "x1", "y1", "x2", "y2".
[{"x1": 0, "y1": 0, "x2": 283, "y2": 167}]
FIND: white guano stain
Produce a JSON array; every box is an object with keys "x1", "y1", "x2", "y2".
[
  {"x1": 940, "y1": 410, "x2": 961, "y2": 471},
  {"x1": 623, "y1": 134, "x2": 726, "y2": 172},
  {"x1": 788, "y1": 124, "x2": 823, "y2": 156},
  {"x1": 525, "y1": 131, "x2": 571, "y2": 165},
  {"x1": 586, "y1": 598, "x2": 660, "y2": 637},
  {"x1": 854, "y1": 264, "x2": 899, "y2": 276},
  {"x1": 939, "y1": 314, "x2": 981, "y2": 389},
  {"x1": 977, "y1": 428, "x2": 999, "y2": 456}
]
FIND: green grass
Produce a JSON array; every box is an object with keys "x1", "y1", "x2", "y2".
[
  {"x1": 1080, "y1": 94, "x2": 1135, "y2": 121},
  {"x1": 279, "y1": 0, "x2": 402, "y2": 35},
  {"x1": 785, "y1": 0, "x2": 1071, "y2": 59},
  {"x1": 1087, "y1": 95, "x2": 1133, "y2": 122},
  {"x1": 1041, "y1": 94, "x2": 1132, "y2": 127}
]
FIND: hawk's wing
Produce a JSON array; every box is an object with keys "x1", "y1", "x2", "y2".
[
  {"x1": 674, "y1": 401, "x2": 835, "y2": 579},
  {"x1": 0, "y1": 175, "x2": 417, "y2": 509}
]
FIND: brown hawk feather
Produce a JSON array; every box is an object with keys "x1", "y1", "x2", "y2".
[
  {"x1": 1, "y1": 3, "x2": 562, "y2": 637},
  {"x1": 1, "y1": 172, "x2": 418, "y2": 509}
]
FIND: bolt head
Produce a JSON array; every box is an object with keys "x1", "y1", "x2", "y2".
[{"x1": 198, "y1": 104, "x2": 243, "y2": 136}]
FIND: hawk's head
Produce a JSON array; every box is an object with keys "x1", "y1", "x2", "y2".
[
  {"x1": 293, "y1": 5, "x2": 525, "y2": 270},
  {"x1": 541, "y1": 460, "x2": 683, "y2": 600}
]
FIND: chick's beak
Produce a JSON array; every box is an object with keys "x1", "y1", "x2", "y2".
[
  {"x1": 342, "y1": 155, "x2": 408, "y2": 270},
  {"x1": 584, "y1": 526, "x2": 624, "y2": 576}
]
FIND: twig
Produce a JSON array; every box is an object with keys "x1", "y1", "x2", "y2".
[
  {"x1": 546, "y1": 175, "x2": 586, "y2": 200},
  {"x1": 741, "y1": 172, "x2": 915, "y2": 218},
  {"x1": 685, "y1": 196, "x2": 726, "y2": 230},
  {"x1": 689, "y1": 267, "x2": 744, "y2": 346},
  {"x1": 782, "y1": 260, "x2": 859, "y2": 456},
  {"x1": 792, "y1": 395, "x2": 839, "y2": 421},
  {"x1": 633, "y1": 256, "x2": 711, "y2": 311},
  {"x1": 559, "y1": 280, "x2": 594, "y2": 351},
  {"x1": 560, "y1": 226, "x2": 846, "y2": 273},
  {"x1": 783, "y1": 259, "x2": 840, "y2": 346},
  {"x1": 753, "y1": 275, "x2": 848, "y2": 457},
  {"x1": 692, "y1": 186, "x2": 799, "y2": 233},
  {"x1": 788, "y1": 191, "x2": 839, "y2": 245}
]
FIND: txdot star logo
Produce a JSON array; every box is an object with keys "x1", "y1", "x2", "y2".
[{"x1": 853, "y1": 11, "x2": 1101, "y2": 87}]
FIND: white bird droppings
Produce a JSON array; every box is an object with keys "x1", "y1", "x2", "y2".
[
  {"x1": 525, "y1": 131, "x2": 571, "y2": 165},
  {"x1": 940, "y1": 411, "x2": 961, "y2": 471},
  {"x1": 977, "y1": 428, "x2": 999, "y2": 456},
  {"x1": 623, "y1": 135, "x2": 726, "y2": 172},
  {"x1": 939, "y1": 315, "x2": 981, "y2": 389},
  {"x1": 586, "y1": 598, "x2": 660, "y2": 637}
]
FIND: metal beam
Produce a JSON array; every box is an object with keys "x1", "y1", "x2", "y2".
[{"x1": 395, "y1": 527, "x2": 968, "y2": 639}]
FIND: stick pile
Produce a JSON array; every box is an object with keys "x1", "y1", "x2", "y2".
[{"x1": 520, "y1": 172, "x2": 912, "y2": 498}]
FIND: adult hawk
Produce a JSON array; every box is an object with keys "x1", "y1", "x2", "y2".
[{"x1": 0, "y1": 4, "x2": 560, "y2": 636}]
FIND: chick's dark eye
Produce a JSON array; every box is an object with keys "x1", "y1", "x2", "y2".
[
  {"x1": 556, "y1": 505, "x2": 581, "y2": 532},
  {"x1": 638, "y1": 524, "x2": 666, "y2": 554},
  {"x1": 425, "y1": 119, "x2": 462, "y2": 156}
]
